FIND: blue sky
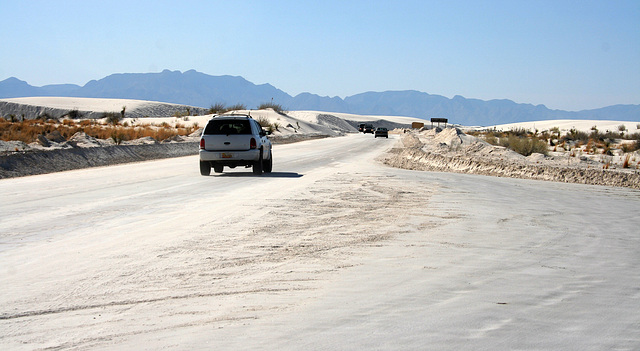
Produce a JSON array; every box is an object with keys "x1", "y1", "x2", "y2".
[{"x1": 1, "y1": 0, "x2": 638, "y2": 111}]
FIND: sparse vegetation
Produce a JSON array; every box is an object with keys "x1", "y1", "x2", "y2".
[
  {"x1": 500, "y1": 135, "x2": 549, "y2": 156},
  {"x1": 63, "y1": 109, "x2": 83, "y2": 119},
  {"x1": 618, "y1": 124, "x2": 627, "y2": 135},
  {"x1": 103, "y1": 111, "x2": 122, "y2": 125},
  {"x1": 226, "y1": 103, "x2": 246, "y2": 111},
  {"x1": 472, "y1": 125, "x2": 640, "y2": 167},
  {"x1": 256, "y1": 116, "x2": 276, "y2": 134},
  {"x1": 257, "y1": 101, "x2": 288, "y2": 115},
  {"x1": 0, "y1": 117, "x2": 199, "y2": 144},
  {"x1": 208, "y1": 102, "x2": 228, "y2": 114},
  {"x1": 478, "y1": 129, "x2": 548, "y2": 156},
  {"x1": 172, "y1": 107, "x2": 192, "y2": 117}
]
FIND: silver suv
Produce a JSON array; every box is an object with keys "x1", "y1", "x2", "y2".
[{"x1": 199, "y1": 115, "x2": 273, "y2": 175}]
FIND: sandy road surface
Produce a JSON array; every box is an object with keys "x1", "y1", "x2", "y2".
[{"x1": 1, "y1": 133, "x2": 640, "y2": 350}]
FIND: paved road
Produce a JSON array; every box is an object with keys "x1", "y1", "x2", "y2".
[{"x1": 1, "y1": 133, "x2": 639, "y2": 350}]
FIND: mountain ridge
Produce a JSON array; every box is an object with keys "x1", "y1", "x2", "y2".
[{"x1": 1, "y1": 70, "x2": 638, "y2": 125}]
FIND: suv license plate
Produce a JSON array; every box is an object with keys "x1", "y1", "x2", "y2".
[{"x1": 221, "y1": 153, "x2": 233, "y2": 158}]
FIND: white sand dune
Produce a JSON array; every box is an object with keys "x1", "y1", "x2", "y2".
[
  {"x1": 1, "y1": 97, "x2": 157, "y2": 111},
  {"x1": 0, "y1": 96, "x2": 209, "y2": 119},
  {"x1": 489, "y1": 119, "x2": 639, "y2": 134}
]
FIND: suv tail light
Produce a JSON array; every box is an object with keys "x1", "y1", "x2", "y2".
[
  {"x1": 200, "y1": 138, "x2": 205, "y2": 149},
  {"x1": 250, "y1": 138, "x2": 257, "y2": 149}
]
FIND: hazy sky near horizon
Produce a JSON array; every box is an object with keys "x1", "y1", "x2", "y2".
[{"x1": 1, "y1": 0, "x2": 638, "y2": 111}]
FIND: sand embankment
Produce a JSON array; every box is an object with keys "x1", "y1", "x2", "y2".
[
  {"x1": 0, "y1": 142, "x2": 199, "y2": 178},
  {"x1": 382, "y1": 130, "x2": 640, "y2": 189}
]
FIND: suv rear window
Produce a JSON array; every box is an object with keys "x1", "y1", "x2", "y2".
[{"x1": 204, "y1": 119, "x2": 252, "y2": 135}]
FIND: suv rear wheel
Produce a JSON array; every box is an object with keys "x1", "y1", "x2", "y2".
[
  {"x1": 252, "y1": 148, "x2": 264, "y2": 175},
  {"x1": 200, "y1": 161, "x2": 211, "y2": 176},
  {"x1": 263, "y1": 150, "x2": 273, "y2": 173}
]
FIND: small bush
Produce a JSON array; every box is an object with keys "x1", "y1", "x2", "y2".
[
  {"x1": 484, "y1": 134, "x2": 498, "y2": 145},
  {"x1": 208, "y1": 102, "x2": 227, "y2": 114},
  {"x1": 509, "y1": 127, "x2": 529, "y2": 137},
  {"x1": 500, "y1": 135, "x2": 548, "y2": 156},
  {"x1": 621, "y1": 140, "x2": 640, "y2": 153},
  {"x1": 173, "y1": 108, "x2": 191, "y2": 117},
  {"x1": 111, "y1": 130, "x2": 126, "y2": 145},
  {"x1": 256, "y1": 116, "x2": 276, "y2": 134},
  {"x1": 227, "y1": 103, "x2": 246, "y2": 111},
  {"x1": 64, "y1": 109, "x2": 83, "y2": 119},
  {"x1": 103, "y1": 112, "x2": 122, "y2": 125},
  {"x1": 256, "y1": 116, "x2": 271, "y2": 128},
  {"x1": 559, "y1": 128, "x2": 588, "y2": 143},
  {"x1": 257, "y1": 101, "x2": 287, "y2": 114}
]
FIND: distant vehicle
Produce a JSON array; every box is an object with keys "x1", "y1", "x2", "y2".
[
  {"x1": 199, "y1": 115, "x2": 272, "y2": 175},
  {"x1": 374, "y1": 127, "x2": 388, "y2": 138},
  {"x1": 358, "y1": 123, "x2": 366, "y2": 132},
  {"x1": 363, "y1": 124, "x2": 374, "y2": 134}
]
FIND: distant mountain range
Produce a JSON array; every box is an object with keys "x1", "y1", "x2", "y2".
[{"x1": 1, "y1": 69, "x2": 638, "y2": 125}]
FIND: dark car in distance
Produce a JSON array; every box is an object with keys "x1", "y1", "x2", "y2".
[
  {"x1": 374, "y1": 127, "x2": 388, "y2": 138},
  {"x1": 363, "y1": 124, "x2": 374, "y2": 134}
]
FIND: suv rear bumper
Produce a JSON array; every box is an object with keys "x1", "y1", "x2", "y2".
[{"x1": 199, "y1": 149, "x2": 261, "y2": 162}]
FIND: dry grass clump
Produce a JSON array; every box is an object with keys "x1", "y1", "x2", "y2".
[
  {"x1": 256, "y1": 116, "x2": 280, "y2": 134},
  {"x1": 207, "y1": 102, "x2": 248, "y2": 114},
  {"x1": 257, "y1": 101, "x2": 288, "y2": 115},
  {"x1": 0, "y1": 117, "x2": 199, "y2": 144},
  {"x1": 477, "y1": 129, "x2": 548, "y2": 156},
  {"x1": 499, "y1": 135, "x2": 549, "y2": 156}
]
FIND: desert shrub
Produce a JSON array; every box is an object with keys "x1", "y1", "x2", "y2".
[
  {"x1": 103, "y1": 112, "x2": 122, "y2": 125},
  {"x1": 500, "y1": 135, "x2": 548, "y2": 156},
  {"x1": 562, "y1": 128, "x2": 589, "y2": 143},
  {"x1": 64, "y1": 109, "x2": 83, "y2": 119},
  {"x1": 208, "y1": 102, "x2": 227, "y2": 114},
  {"x1": 621, "y1": 143, "x2": 639, "y2": 153},
  {"x1": 227, "y1": 103, "x2": 246, "y2": 111},
  {"x1": 110, "y1": 129, "x2": 127, "y2": 145},
  {"x1": 256, "y1": 116, "x2": 276, "y2": 134},
  {"x1": 257, "y1": 101, "x2": 287, "y2": 114},
  {"x1": 173, "y1": 108, "x2": 191, "y2": 117},
  {"x1": 256, "y1": 116, "x2": 271, "y2": 128},
  {"x1": 484, "y1": 133, "x2": 498, "y2": 145},
  {"x1": 539, "y1": 130, "x2": 551, "y2": 142},
  {"x1": 618, "y1": 124, "x2": 627, "y2": 133},
  {"x1": 509, "y1": 127, "x2": 529, "y2": 137}
]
